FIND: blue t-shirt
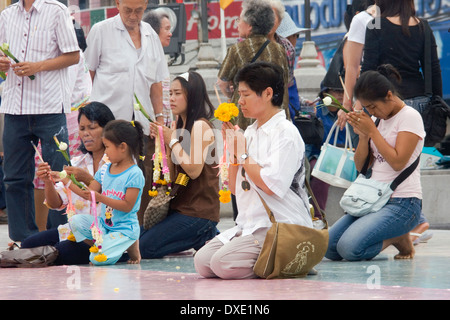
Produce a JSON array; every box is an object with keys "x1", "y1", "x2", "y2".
[{"x1": 94, "y1": 163, "x2": 145, "y2": 240}]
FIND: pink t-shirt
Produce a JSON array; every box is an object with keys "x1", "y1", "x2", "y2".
[{"x1": 370, "y1": 106, "x2": 425, "y2": 199}]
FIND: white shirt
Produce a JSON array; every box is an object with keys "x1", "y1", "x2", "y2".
[
  {"x1": 0, "y1": 0, "x2": 79, "y2": 114},
  {"x1": 54, "y1": 153, "x2": 108, "y2": 241},
  {"x1": 347, "y1": 10, "x2": 374, "y2": 45},
  {"x1": 68, "y1": 50, "x2": 91, "y2": 104},
  {"x1": 52, "y1": 153, "x2": 108, "y2": 213},
  {"x1": 218, "y1": 111, "x2": 313, "y2": 244},
  {"x1": 370, "y1": 106, "x2": 425, "y2": 199},
  {"x1": 85, "y1": 15, "x2": 169, "y2": 135}
]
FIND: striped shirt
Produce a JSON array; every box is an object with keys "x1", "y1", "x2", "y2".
[{"x1": 0, "y1": 0, "x2": 79, "y2": 115}]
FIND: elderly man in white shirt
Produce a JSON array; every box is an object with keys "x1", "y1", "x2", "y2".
[
  {"x1": 0, "y1": 0, "x2": 80, "y2": 242},
  {"x1": 84, "y1": 0, "x2": 169, "y2": 222}
]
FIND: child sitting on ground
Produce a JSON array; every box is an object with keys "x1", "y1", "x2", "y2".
[{"x1": 69, "y1": 120, "x2": 146, "y2": 265}]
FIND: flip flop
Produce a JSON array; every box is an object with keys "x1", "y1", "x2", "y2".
[{"x1": 410, "y1": 231, "x2": 433, "y2": 246}]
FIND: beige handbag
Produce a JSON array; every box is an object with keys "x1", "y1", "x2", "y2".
[
  {"x1": 253, "y1": 179, "x2": 329, "y2": 279},
  {"x1": 143, "y1": 172, "x2": 190, "y2": 230},
  {"x1": 143, "y1": 185, "x2": 173, "y2": 230}
]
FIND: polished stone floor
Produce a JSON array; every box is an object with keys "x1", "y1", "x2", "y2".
[{"x1": 1, "y1": 218, "x2": 449, "y2": 301}]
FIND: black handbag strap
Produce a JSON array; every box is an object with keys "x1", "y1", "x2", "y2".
[
  {"x1": 251, "y1": 40, "x2": 270, "y2": 63},
  {"x1": 359, "y1": 118, "x2": 419, "y2": 191},
  {"x1": 422, "y1": 19, "x2": 432, "y2": 96},
  {"x1": 389, "y1": 156, "x2": 420, "y2": 191},
  {"x1": 360, "y1": 118, "x2": 381, "y2": 175}
]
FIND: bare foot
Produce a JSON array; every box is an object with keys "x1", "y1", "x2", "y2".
[
  {"x1": 383, "y1": 233, "x2": 415, "y2": 259},
  {"x1": 127, "y1": 240, "x2": 141, "y2": 264}
]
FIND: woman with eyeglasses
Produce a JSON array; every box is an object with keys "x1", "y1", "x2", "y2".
[{"x1": 194, "y1": 62, "x2": 313, "y2": 280}]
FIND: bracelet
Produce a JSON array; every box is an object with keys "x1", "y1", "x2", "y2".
[
  {"x1": 169, "y1": 138, "x2": 179, "y2": 149},
  {"x1": 64, "y1": 180, "x2": 72, "y2": 188},
  {"x1": 155, "y1": 113, "x2": 164, "y2": 118},
  {"x1": 229, "y1": 163, "x2": 239, "y2": 166}
]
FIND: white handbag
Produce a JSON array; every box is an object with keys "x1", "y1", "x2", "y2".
[
  {"x1": 340, "y1": 157, "x2": 420, "y2": 217},
  {"x1": 311, "y1": 121, "x2": 357, "y2": 188}
]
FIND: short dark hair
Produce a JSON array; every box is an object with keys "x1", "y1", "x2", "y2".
[
  {"x1": 77, "y1": 101, "x2": 115, "y2": 154},
  {"x1": 235, "y1": 61, "x2": 285, "y2": 107}
]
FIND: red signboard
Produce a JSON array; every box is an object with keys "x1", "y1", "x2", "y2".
[{"x1": 77, "y1": 1, "x2": 243, "y2": 40}]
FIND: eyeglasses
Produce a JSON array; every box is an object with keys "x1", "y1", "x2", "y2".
[{"x1": 241, "y1": 167, "x2": 250, "y2": 191}]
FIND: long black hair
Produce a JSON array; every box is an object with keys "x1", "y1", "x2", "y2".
[
  {"x1": 173, "y1": 71, "x2": 215, "y2": 134},
  {"x1": 77, "y1": 101, "x2": 115, "y2": 154},
  {"x1": 102, "y1": 120, "x2": 146, "y2": 178},
  {"x1": 376, "y1": 0, "x2": 419, "y2": 36}
]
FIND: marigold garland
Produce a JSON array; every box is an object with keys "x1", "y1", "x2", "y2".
[
  {"x1": 214, "y1": 102, "x2": 240, "y2": 203},
  {"x1": 89, "y1": 191, "x2": 107, "y2": 263}
]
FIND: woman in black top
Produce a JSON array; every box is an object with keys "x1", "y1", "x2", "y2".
[
  {"x1": 362, "y1": 0, "x2": 442, "y2": 105},
  {"x1": 361, "y1": 0, "x2": 442, "y2": 247}
]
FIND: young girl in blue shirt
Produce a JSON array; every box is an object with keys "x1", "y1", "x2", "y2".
[{"x1": 70, "y1": 120, "x2": 146, "y2": 265}]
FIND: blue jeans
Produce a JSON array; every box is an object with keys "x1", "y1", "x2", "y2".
[
  {"x1": 0, "y1": 157, "x2": 6, "y2": 209},
  {"x1": 139, "y1": 211, "x2": 219, "y2": 259},
  {"x1": 404, "y1": 96, "x2": 429, "y2": 114},
  {"x1": 21, "y1": 228, "x2": 91, "y2": 265},
  {"x1": 3, "y1": 114, "x2": 69, "y2": 241},
  {"x1": 326, "y1": 197, "x2": 421, "y2": 261},
  {"x1": 403, "y1": 95, "x2": 430, "y2": 226}
]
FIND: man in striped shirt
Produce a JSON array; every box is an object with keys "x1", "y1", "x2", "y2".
[{"x1": 0, "y1": 0, "x2": 79, "y2": 242}]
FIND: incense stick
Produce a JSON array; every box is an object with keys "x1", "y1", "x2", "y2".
[
  {"x1": 339, "y1": 75, "x2": 351, "y2": 102},
  {"x1": 214, "y1": 84, "x2": 222, "y2": 105},
  {"x1": 31, "y1": 141, "x2": 44, "y2": 163},
  {"x1": 31, "y1": 140, "x2": 56, "y2": 184}
]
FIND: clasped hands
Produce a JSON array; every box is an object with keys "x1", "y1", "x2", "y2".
[
  {"x1": 222, "y1": 122, "x2": 246, "y2": 164},
  {"x1": 346, "y1": 110, "x2": 377, "y2": 138}
]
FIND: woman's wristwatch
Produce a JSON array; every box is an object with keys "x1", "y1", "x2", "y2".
[{"x1": 240, "y1": 153, "x2": 249, "y2": 163}]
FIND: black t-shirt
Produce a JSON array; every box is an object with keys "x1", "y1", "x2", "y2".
[{"x1": 361, "y1": 18, "x2": 442, "y2": 99}]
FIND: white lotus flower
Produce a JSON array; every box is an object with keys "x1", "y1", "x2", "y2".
[
  {"x1": 58, "y1": 170, "x2": 67, "y2": 179},
  {"x1": 323, "y1": 96, "x2": 333, "y2": 106},
  {"x1": 58, "y1": 142, "x2": 68, "y2": 151}
]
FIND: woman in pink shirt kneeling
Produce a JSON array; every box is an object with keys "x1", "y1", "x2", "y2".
[{"x1": 325, "y1": 64, "x2": 424, "y2": 261}]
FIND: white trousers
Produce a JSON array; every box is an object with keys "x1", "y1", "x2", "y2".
[{"x1": 194, "y1": 228, "x2": 267, "y2": 279}]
